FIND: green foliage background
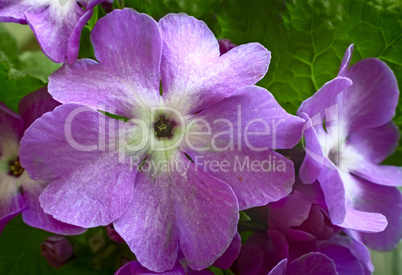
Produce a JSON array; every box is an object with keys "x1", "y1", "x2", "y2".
[{"x1": 0, "y1": 0, "x2": 401, "y2": 274}]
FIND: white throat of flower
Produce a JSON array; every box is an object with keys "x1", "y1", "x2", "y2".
[
  {"x1": 124, "y1": 101, "x2": 191, "y2": 167},
  {"x1": 48, "y1": 0, "x2": 75, "y2": 20},
  {"x1": 323, "y1": 123, "x2": 362, "y2": 172}
]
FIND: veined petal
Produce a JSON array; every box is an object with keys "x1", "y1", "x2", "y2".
[
  {"x1": 316, "y1": 160, "x2": 346, "y2": 224},
  {"x1": 185, "y1": 148, "x2": 294, "y2": 210},
  {"x1": 347, "y1": 122, "x2": 399, "y2": 164},
  {"x1": 298, "y1": 112, "x2": 325, "y2": 184},
  {"x1": 159, "y1": 14, "x2": 270, "y2": 114},
  {"x1": 187, "y1": 86, "x2": 303, "y2": 151},
  {"x1": 342, "y1": 175, "x2": 402, "y2": 251},
  {"x1": 66, "y1": 8, "x2": 93, "y2": 64},
  {"x1": 49, "y1": 8, "x2": 162, "y2": 117},
  {"x1": 297, "y1": 77, "x2": 352, "y2": 120},
  {"x1": 25, "y1": 1, "x2": 87, "y2": 63},
  {"x1": 21, "y1": 175, "x2": 86, "y2": 235},
  {"x1": 0, "y1": 0, "x2": 48, "y2": 24},
  {"x1": 349, "y1": 160, "x2": 402, "y2": 187},
  {"x1": 338, "y1": 172, "x2": 388, "y2": 233},
  {"x1": 20, "y1": 104, "x2": 142, "y2": 227},
  {"x1": 338, "y1": 44, "x2": 354, "y2": 77},
  {"x1": 114, "y1": 152, "x2": 239, "y2": 272},
  {"x1": 338, "y1": 58, "x2": 399, "y2": 133},
  {"x1": 287, "y1": 252, "x2": 337, "y2": 275}
]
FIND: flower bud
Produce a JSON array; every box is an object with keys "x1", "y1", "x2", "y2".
[{"x1": 40, "y1": 235, "x2": 73, "y2": 268}]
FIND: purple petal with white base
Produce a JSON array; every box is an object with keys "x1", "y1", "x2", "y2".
[
  {"x1": 49, "y1": 9, "x2": 162, "y2": 117},
  {"x1": 20, "y1": 104, "x2": 140, "y2": 227},
  {"x1": 159, "y1": 14, "x2": 270, "y2": 114},
  {"x1": 114, "y1": 153, "x2": 239, "y2": 272}
]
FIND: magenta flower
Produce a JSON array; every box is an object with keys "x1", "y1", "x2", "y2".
[
  {"x1": 0, "y1": 0, "x2": 107, "y2": 63},
  {"x1": 297, "y1": 44, "x2": 402, "y2": 251},
  {"x1": 0, "y1": 88, "x2": 85, "y2": 235},
  {"x1": 20, "y1": 8, "x2": 304, "y2": 271}
]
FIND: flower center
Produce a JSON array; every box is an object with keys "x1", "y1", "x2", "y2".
[
  {"x1": 58, "y1": 0, "x2": 69, "y2": 6},
  {"x1": 9, "y1": 158, "x2": 24, "y2": 177},
  {"x1": 154, "y1": 115, "x2": 176, "y2": 139},
  {"x1": 328, "y1": 149, "x2": 339, "y2": 167}
]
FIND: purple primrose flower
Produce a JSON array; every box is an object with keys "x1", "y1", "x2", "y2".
[
  {"x1": 19, "y1": 8, "x2": 304, "y2": 272},
  {"x1": 0, "y1": 0, "x2": 108, "y2": 63},
  {"x1": 297, "y1": 44, "x2": 402, "y2": 251},
  {"x1": 0, "y1": 88, "x2": 85, "y2": 235}
]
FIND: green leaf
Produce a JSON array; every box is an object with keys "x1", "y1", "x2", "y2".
[
  {"x1": 215, "y1": 0, "x2": 402, "y2": 165},
  {"x1": 209, "y1": 266, "x2": 225, "y2": 275},
  {"x1": 0, "y1": 27, "x2": 50, "y2": 112},
  {"x1": 87, "y1": 5, "x2": 99, "y2": 30},
  {"x1": 0, "y1": 215, "x2": 52, "y2": 275},
  {"x1": 0, "y1": 58, "x2": 45, "y2": 113},
  {"x1": 124, "y1": 0, "x2": 222, "y2": 33},
  {"x1": 239, "y1": 211, "x2": 251, "y2": 222}
]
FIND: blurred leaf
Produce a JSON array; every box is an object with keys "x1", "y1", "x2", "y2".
[
  {"x1": 0, "y1": 25, "x2": 18, "y2": 62},
  {"x1": 0, "y1": 215, "x2": 52, "y2": 275},
  {"x1": 18, "y1": 51, "x2": 62, "y2": 83},
  {"x1": 0, "y1": 27, "x2": 49, "y2": 112},
  {"x1": 43, "y1": 260, "x2": 103, "y2": 275}
]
